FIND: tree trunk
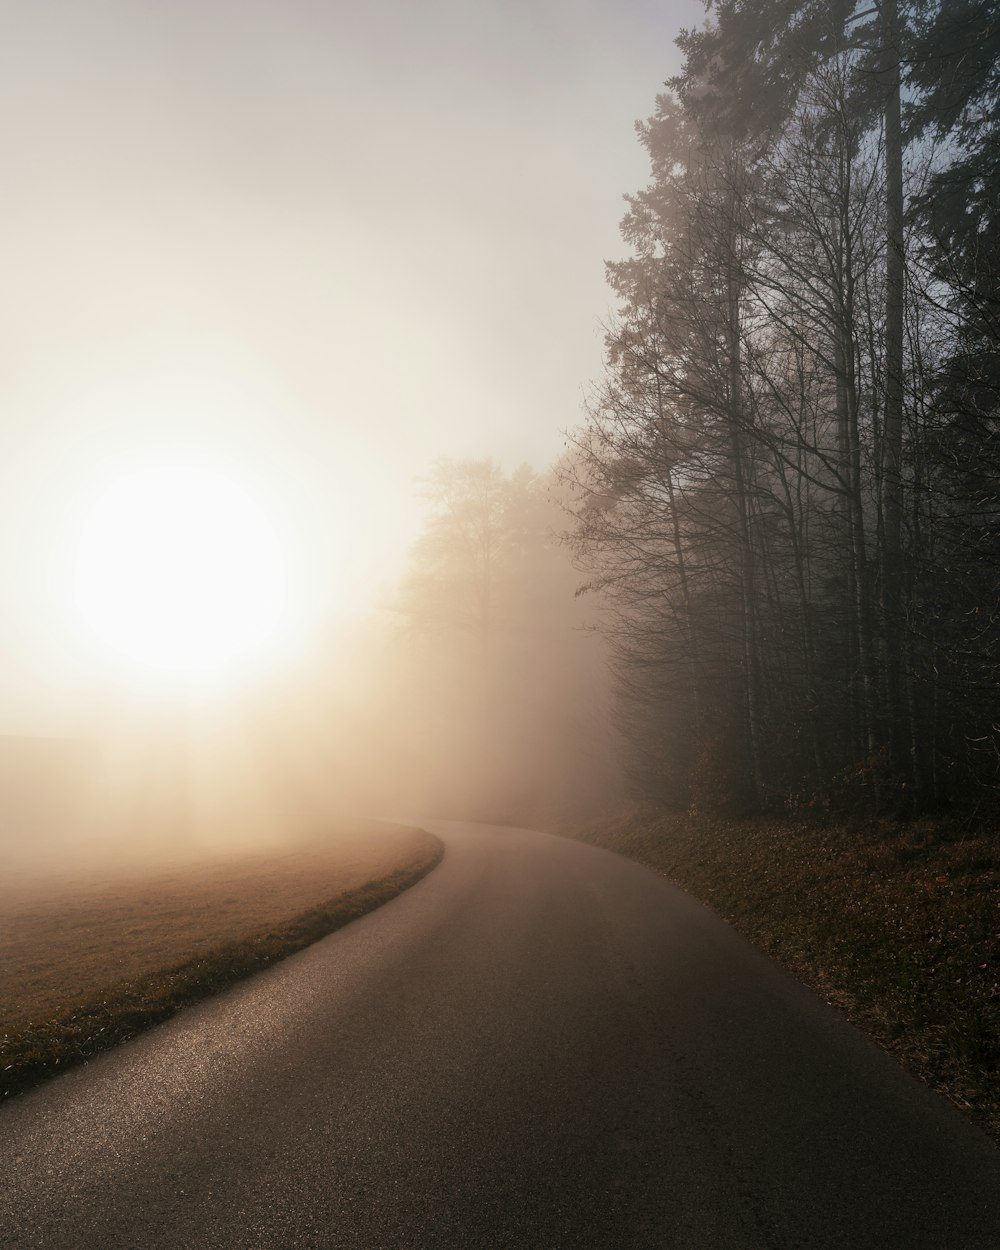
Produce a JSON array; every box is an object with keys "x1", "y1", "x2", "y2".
[
  {"x1": 726, "y1": 235, "x2": 763, "y2": 803},
  {"x1": 881, "y1": 0, "x2": 908, "y2": 789}
]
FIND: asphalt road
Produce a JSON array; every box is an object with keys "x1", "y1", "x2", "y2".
[{"x1": 2, "y1": 820, "x2": 999, "y2": 1249}]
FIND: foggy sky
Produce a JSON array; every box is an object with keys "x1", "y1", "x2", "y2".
[{"x1": 0, "y1": 0, "x2": 699, "y2": 731}]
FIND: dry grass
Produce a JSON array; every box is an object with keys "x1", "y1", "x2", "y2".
[
  {"x1": 0, "y1": 820, "x2": 443, "y2": 1098},
  {"x1": 569, "y1": 805, "x2": 1000, "y2": 1144}
]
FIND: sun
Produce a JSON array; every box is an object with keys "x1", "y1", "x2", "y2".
[{"x1": 75, "y1": 465, "x2": 286, "y2": 675}]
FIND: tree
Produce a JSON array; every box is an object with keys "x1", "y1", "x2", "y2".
[
  {"x1": 569, "y1": 0, "x2": 1000, "y2": 816},
  {"x1": 397, "y1": 457, "x2": 515, "y2": 664},
  {"x1": 387, "y1": 458, "x2": 622, "y2": 822}
]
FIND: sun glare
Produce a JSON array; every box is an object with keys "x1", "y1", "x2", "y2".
[{"x1": 75, "y1": 465, "x2": 286, "y2": 675}]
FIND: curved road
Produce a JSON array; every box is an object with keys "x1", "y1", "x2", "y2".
[{"x1": 2, "y1": 820, "x2": 998, "y2": 1249}]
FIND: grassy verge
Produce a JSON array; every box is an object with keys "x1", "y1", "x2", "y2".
[
  {"x1": 568, "y1": 805, "x2": 1000, "y2": 1143},
  {"x1": 0, "y1": 821, "x2": 442, "y2": 1099}
]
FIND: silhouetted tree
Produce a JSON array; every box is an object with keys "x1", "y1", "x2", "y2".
[{"x1": 569, "y1": 0, "x2": 1000, "y2": 817}]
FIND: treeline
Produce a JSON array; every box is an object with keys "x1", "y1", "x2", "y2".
[
  {"x1": 566, "y1": 0, "x2": 999, "y2": 816},
  {"x1": 374, "y1": 459, "x2": 621, "y2": 823}
]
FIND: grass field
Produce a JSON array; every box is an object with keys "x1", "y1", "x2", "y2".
[
  {"x1": 570, "y1": 806, "x2": 1000, "y2": 1144},
  {"x1": 0, "y1": 820, "x2": 443, "y2": 1098}
]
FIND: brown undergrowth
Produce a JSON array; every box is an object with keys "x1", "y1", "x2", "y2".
[
  {"x1": 0, "y1": 821, "x2": 443, "y2": 1099},
  {"x1": 568, "y1": 805, "x2": 1000, "y2": 1144}
]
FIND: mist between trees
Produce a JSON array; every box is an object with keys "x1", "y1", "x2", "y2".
[
  {"x1": 338, "y1": 458, "x2": 624, "y2": 827},
  {"x1": 544, "y1": 0, "x2": 1000, "y2": 821},
  {"x1": 334, "y1": 0, "x2": 998, "y2": 827}
]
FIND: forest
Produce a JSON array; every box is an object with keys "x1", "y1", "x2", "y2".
[
  {"x1": 561, "y1": 0, "x2": 1000, "y2": 818},
  {"x1": 385, "y1": 1, "x2": 999, "y2": 825}
]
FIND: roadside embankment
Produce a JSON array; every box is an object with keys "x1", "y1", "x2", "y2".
[
  {"x1": 567, "y1": 806, "x2": 1000, "y2": 1143},
  {"x1": 0, "y1": 821, "x2": 443, "y2": 1099}
]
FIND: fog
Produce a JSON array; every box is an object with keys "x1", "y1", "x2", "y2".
[
  {"x1": 0, "y1": 0, "x2": 705, "y2": 873},
  {"x1": 0, "y1": 0, "x2": 695, "y2": 726},
  {"x1": 1, "y1": 460, "x2": 622, "y2": 875}
]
